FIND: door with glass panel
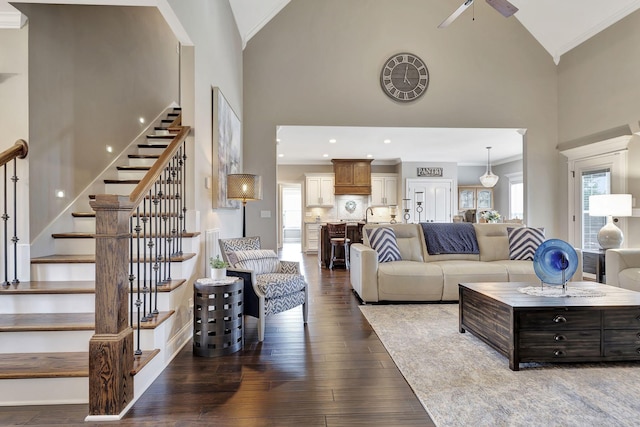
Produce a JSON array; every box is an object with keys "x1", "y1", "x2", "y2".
[{"x1": 571, "y1": 153, "x2": 626, "y2": 250}]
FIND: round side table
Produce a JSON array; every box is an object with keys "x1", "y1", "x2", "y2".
[{"x1": 193, "y1": 277, "x2": 243, "y2": 357}]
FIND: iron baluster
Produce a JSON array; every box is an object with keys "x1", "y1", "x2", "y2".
[{"x1": 11, "y1": 158, "x2": 19, "y2": 284}]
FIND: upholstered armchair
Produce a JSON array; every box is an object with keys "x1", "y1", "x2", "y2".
[
  {"x1": 219, "y1": 236, "x2": 308, "y2": 342},
  {"x1": 606, "y1": 248, "x2": 640, "y2": 292}
]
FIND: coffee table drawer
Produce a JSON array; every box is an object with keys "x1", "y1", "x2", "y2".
[
  {"x1": 604, "y1": 344, "x2": 640, "y2": 357},
  {"x1": 603, "y1": 309, "x2": 640, "y2": 329},
  {"x1": 604, "y1": 329, "x2": 640, "y2": 344},
  {"x1": 519, "y1": 344, "x2": 601, "y2": 359},
  {"x1": 518, "y1": 310, "x2": 599, "y2": 330},
  {"x1": 520, "y1": 329, "x2": 600, "y2": 345}
]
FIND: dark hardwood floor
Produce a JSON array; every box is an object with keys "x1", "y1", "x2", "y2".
[{"x1": 1, "y1": 244, "x2": 433, "y2": 426}]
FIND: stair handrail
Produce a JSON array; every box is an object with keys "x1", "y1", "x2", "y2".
[
  {"x1": 129, "y1": 125, "x2": 190, "y2": 206},
  {"x1": 0, "y1": 139, "x2": 29, "y2": 167}
]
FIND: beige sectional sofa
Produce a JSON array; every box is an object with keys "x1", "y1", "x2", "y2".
[
  {"x1": 606, "y1": 248, "x2": 640, "y2": 292},
  {"x1": 349, "y1": 222, "x2": 583, "y2": 303}
]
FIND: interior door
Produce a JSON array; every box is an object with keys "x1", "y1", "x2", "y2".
[{"x1": 405, "y1": 178, "x2": 453, "y2": 223}]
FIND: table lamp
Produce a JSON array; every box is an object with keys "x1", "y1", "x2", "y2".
[
  {"x1": 588, "y1": 194, "x2": 632, "y2": 249},
  {"x1": 227, "y1": 173, "x2": 262, "y2": 237}
]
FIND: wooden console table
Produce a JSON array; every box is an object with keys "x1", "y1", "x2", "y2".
[{"x1": 459, "y1": 282, "x2": 640, "y2": 371}]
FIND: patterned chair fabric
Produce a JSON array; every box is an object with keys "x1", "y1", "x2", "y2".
[{"x1": 218, "y1": 236, "x2": 308, "y2": 342}]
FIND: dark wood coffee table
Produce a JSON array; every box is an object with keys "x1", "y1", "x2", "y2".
[{"x1": 459, "y1": 282, "x2": 640, "y2": 371}]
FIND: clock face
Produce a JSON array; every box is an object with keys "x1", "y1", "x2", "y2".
[{"x1": 380, "y1": 53, "x2": 429, "y2": 102}]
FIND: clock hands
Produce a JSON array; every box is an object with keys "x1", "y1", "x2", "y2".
[{"x1": 403, "y1": 65, "x2": 410, "y2": 85}]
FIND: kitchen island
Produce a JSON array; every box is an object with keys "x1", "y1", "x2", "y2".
[{"x1": 319, "y1": 222, "x2": 365, "y2": 269}]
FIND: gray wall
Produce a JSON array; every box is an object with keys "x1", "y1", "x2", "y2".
[
  {"x1": 244, "y1": 0, "x2": 559, "y2": 249},
  {"x1": 16, "y1": 4, "x2": 179, "y2": 240},
  {"x1": 558, "y1": 9, "x2": 640, "y2": 246}
]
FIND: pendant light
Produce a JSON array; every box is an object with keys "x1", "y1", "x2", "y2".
[{"x1": 479, "y1": 146, "x2": 499, "y2": 188}]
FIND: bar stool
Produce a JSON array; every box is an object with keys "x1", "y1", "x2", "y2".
[{"x1": 328, "y1": 222, "x2": 350, "y2": 269}]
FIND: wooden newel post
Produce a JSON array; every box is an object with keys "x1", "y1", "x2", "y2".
[{"x1": 89, "y1": 195, "x2": 136, "y2": 416}]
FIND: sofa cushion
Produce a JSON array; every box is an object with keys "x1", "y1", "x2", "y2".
[
  {"x1": 433, "y1": 260, "x2": 509, "y2": 300},
  {"x1": 228, "y1": 249, "x2": 280, "y2": 274},
  {"x1": 377, "y1": 261, "x2": 444, "y2": 301},
  {"x1": 490, "y1": 260, "x2": 538, "y2": 282},
  {"x1": 475, "y1": 223, "x2": 521, "y2": 262},
  {"x1": 507, "y1": 227, "x2": 545, "y2": 261},
  {"x1": 366, "y1": 227, "x2": 402, "y2": 262}
]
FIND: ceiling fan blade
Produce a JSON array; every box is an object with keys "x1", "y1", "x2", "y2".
[
  {"x1": 438, "y1": 0, "x2": 474, "y2": 29},
  {"x1": 485, "y1": 0, "x2": 518, "y2": 18}
]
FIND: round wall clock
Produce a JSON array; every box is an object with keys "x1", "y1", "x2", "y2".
[{"x1": 380, "y1": 53, "x2": 429, "y2": 102}]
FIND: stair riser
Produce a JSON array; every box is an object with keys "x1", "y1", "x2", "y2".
[
  {"x1": 128, "y1": 158, "x2": 157, "y2": 167},
  {"x1": 31, "y1": 262, "x2": 189, "y2": 283},
  {"x1": 2, "y1": 294, "x2": 95, "y2": 314},
  {"x1": 118, "y1": 170, "x2": 148, "y2": 180},
  {"x1": 72, "y1": 217, "x2": 96, "y2": 233},
  {"x1": 54, "y1": 237, "x2": 198, "y2": 255},
  {"x1": 105, "y1": 182, "x2": 137, "y2": 194},
  {"x1": 3, "y1": 286, "x2": 185, "y2": 315},
  {"x1": 137, "y1": 146, "x2": 166, "y2": 156},
  {"x1": 0, "y1": 328, "x2": 167, "y2": 353},
  {"x1": 0, "y1": 377, "x2": 88, "y2": 406}
]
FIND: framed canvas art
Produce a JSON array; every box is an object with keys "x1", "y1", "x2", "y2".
[{"x1": 212, "y1": 87, "x2": 241, "y2": 209}]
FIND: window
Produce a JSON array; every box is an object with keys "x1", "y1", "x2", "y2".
[
  {"x1": 581, "y1": 169, "x2": 610, "y2": 251},
  {"x1": 506, "y1": 172, "x2": 523, "y2": 220}
]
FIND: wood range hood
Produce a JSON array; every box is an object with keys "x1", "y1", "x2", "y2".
[{"x1": 331, "y1": 159, "x2": 372, "y2": 195}]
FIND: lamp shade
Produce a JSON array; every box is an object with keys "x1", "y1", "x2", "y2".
[
  {"x1": 227, "y1": 174, "x2": 262, "y2": 202},
  {"x1": 588, "y1": 194, "x2": 632, "y2": 217}
]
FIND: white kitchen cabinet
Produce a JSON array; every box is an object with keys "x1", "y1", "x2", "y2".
[
  {"x1": 370, "y1": 174, "x2": 398, "y2": 206},
  {"x1": 305, "y1": 174, "x2": 334, "y2": 207},
  {"x1": 304, "y1": 223, "x2": 321, "y2": 252}
]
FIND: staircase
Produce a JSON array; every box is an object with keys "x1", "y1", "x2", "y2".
[{"x1": 0, "y1": 107, "x2": 198, "y2": 409}]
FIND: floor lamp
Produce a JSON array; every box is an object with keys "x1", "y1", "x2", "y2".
[{"x1": 227, "y1": 174, "x2": 262, "y2": 237}]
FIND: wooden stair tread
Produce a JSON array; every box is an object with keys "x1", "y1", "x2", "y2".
[
  {"x1": 0, "y1": 350, "x2": 159, "y2": 379},
  {"x1": 0, "y1": 281, "x2": 96, "y2": 294},
  {"x1": 71, "y1": 212, "x2": 95, "y2": 218},
  {"x1": 103, "y1": 179, "x2": 181, "y2": 184},
  {"x1": 137, "y1": 143, "x2": 168, "y2": 149},
  {"x1": 31, "y1": 253, "x2": 195, "y2": 264},
  {"x1": 0, "y1": 311, "x2": 175, "y2": 332},
  {"x1": 128, "y1": 154, "x2": 160, "y2": 159},
  {"x1": 1, "y1": 279, "x2": 186, "y2": 294},
  {"x1": 116, "y1": 165, "x2": 151, "y2": 171},
  {"x1": 51, "y1": 231, "x2": 200, "y2": 239},
  {"x1": 146, "y1": 134, "x2": 174, "y2": 139}
]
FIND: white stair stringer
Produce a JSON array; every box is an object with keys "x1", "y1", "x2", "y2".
[{"x1": 0, "y1": 377, "x2": 89, "y2": 406}]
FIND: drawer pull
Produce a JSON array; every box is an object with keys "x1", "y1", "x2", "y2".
[
  {"x1": 554, "y1": 334, "x2": 566, "y2": 341},
  {"x1": 553, "y1": 315, "x2": 567, "y2": 323},
  {"x1": 637, "y1": 333, "x2": 640, "y2": 339},
  {"x1": 636, "y1": 315, "x2": 640, "y2": 322},
  {"x1": 554, "y1": 350, "x2": 566, "y2": 357},
  {"x1": 637, "y1": 348, "x2": 640, "y2": 355}
]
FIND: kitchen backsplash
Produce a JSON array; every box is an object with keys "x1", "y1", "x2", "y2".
[{"x1": 305, "y1": 195, "x2": 393, "y2": 223}]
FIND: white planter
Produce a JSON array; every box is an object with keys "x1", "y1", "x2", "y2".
[{"x1": 211, "y1": 268, "x2": 227, "y2": 280}]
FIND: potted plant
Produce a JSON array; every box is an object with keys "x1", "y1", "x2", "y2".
[
  {"x1": 209, "y1": 255, "x2": 229, "y2": 280},
  {"x1": 481, "y1": 210, "x2": 501, "y2": 223}
]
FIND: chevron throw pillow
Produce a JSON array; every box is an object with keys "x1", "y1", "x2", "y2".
[
  {"x1": 508, "y1": 227, "x2": 545, "y2": 261},
  {"x1": 366, "y1": 227, "x2": 402, "y2": 262}
]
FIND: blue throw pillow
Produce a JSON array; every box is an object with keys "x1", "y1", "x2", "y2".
[
  {"x1": 508, "y1": 227, "x2": 545, "y2": 261},
  {"x1": 367, "y1": 227, "x2": 402, "y2": 262}
]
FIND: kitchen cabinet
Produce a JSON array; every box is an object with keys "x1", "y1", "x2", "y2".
[
  {"x1": 304, "y1": 223, "x2": 321, "y2": 252},
  {"x1": 370, "y1": 173, "x2": 398, "y2": 206},
  {"x1": 332, "y1": 159, "x2": 372, "y2": 195},
  {"x1": 305, "y1": 174, "x2": 334, "y2": 207}
]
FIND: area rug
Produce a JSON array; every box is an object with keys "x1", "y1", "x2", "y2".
[{"x1": 360, "y1": 303, "x2": 640, "y2": 427}]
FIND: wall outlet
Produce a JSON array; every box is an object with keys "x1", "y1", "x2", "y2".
[{"x1": 260, "y1": 210, "x2": 271, "y2": 218}]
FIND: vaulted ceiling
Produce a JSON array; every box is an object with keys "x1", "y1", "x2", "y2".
[{"x1": 229, "y1": 0, "x2": 640, "y2": 63}]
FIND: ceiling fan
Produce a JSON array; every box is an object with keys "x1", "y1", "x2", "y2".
[{"x1": 438, "y1": 0, "x2": 518, "y2": 28}]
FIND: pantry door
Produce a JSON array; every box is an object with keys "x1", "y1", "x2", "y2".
[{"x1": 405, "y1": 178, "x2": 453, "y2": 223}]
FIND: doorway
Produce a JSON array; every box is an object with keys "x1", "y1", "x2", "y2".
[{"x1": 278, "y1": 183, "x2": 302, "y2": 253}]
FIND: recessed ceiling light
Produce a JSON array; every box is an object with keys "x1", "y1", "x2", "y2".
[
  {"x1": 106, "y1": 145, "x2": 113, "y2": 153},
  {"x1": 323, "y1": 154, "x2": 329, "y2": 157},
  {"x1": 366, "y1": 154, "x2": 373, "y2": 158},
  {"x1": 276, "y1": 138, "x2": 281, "y2": 143},
  {"x1": 139, "y1": 117, "x2": 145, "y2": 124},
  {"x1": 278, "y1": 153, "x2": 284, "y2": 158},
  {"x1": 384, "y1": 139, "x2": 391, "y2": 144},
  {"x1": 329, "y1": 138, "x2": 337, "y2": 144}
]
